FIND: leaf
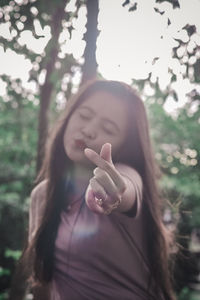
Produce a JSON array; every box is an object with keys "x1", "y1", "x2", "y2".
[
  {"x1": 154, "y1": 7, "x2": 165, "y2": 15},
  {"x1": 122, "y1": 0, "x2": 130, "y2": 7},
  {"x1": 128, "y1": 3, "x2": 137, "y2": 12},
  {"x1": 5, "y1": 249, "x2": 22, "y2": 261},
  {"x1": 167, "y1": 18, "x2": 171, "y2": 26},
  {"x1": 183, "y1": 24, "x2": 196, "y2": 36},
  {"x1": 155, "y1": 0, "x2": 180, "y2": 9},
  {"x1": 0, "y1": 267, "x2": 10, "y2": 277}
]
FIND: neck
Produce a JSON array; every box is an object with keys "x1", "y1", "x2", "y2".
[{"x1": 71, "y1": 163, "x2": 93, "y2": 199}]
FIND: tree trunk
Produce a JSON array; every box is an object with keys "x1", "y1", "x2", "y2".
[
  {"x1": 81, "y1": 0, "x2": 99, "y2": 85},
  {"x1": 8, "y1": 3, "x2": 67, "y2": 298},
  {"x1": 36, "y1": 1, "x2": 66, "y2": 173}
]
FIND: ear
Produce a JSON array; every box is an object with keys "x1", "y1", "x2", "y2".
[{"x1": 100, "y1": 143, "x2": 113, "y2": 163}]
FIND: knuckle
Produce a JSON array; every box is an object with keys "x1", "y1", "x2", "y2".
[
  {"x1": 89, "y1": 177, "x2": 94, "y2": 183},
  {"x1": 95, "y1": 173, "x2": 104, "y2": 183},
  {"x1": 119, "y1": 184, "x2": 126, "y2": 194},
  {"x1": 89, "y1": 178, "x2": 93, "y2": 187},
  {"x1": 119, "y1": 178, "x2": 126, "y2": 192},
  {"x1": 95, "y1": 171, "x2": 105, "y2": 181},
  {"x1": 103, "y1": 161, "x2": 112, "y2": 173},
  {"x1": 89, "y1": 178, "x2": 96, "y2": 186},
  {"x1": 93, "y1": 167, "x2": 99, "y2": 175}
]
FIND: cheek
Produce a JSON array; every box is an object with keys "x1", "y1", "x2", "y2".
[
  {"x1": 63, "y1": 127, "x2": 71, "y2": 142},
  {"x1": 66, "y1": 117, "x2": 76, "y2": 133},
  {"x1": 63, "y1": 131, "x2": 69, "y2": 155},
  {"x1": 110, "y1": 135, "x2": 127, "y2": 156},
  {"x1": 64, "y1": 116, "x2": 79, "y2": 138},
  {"x1": 63, "y1": 124, "x2": 74, "y2": 152}
]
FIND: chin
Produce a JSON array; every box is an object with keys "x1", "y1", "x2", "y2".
[
  {"x1": 67, "y1": 151, "x2": 81, "y2": 162},
  {"x1": 66, "y1": 148, "x2": 84, "y2": 163}
]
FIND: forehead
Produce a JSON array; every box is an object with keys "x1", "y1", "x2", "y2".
[{"x1": 79, "y1": 90, "x2": 128, "y2": 120}]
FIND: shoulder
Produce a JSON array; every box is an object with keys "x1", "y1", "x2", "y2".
[
  {"x1": 31, "y1": 179, "x2": 48, "y2": 200},
  {"x1": 115, "y1": 164, "x2": 143, "y2": 218},
  {"x1": 29, "y1": 180, "x2": 48, "y2": 241},
  {"x1": 30, "y1": 179, "x2": 48, "y2": 215}
]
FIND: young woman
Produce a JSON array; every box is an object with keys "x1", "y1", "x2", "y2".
[{"x1": 27, "y1": 80, "x2": 176, "y2": 299}]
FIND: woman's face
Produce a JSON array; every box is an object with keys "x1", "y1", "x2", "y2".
[{"x1": 63, "y1": 90, "x2": 129, "y2": 166}]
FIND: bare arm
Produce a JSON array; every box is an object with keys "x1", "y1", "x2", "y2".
[{"x1": 115, "y1": 163, "x2": 143, "y2": 214}]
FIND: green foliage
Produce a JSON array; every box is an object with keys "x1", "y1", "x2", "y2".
[
  {"x1": 177, "y1": 287, "x2": 200, "y2": 300},
  {"x1": 0, "y1": 267, "x2": 10, "y2": 277},
  {"x1": 0, "y1": 77, "x2": 38, "y2": 186},
  {"x1": 0, "y1": 292, "x2": 9, "y2": 300},
  {"x1": 5, "y1": 249, "x2": 22, "y2": 261},
  {"x1": 0, "y1": 76, "x2": 39, "y2": 297},
  {"x1": 148, "y1": 99, "x2": 200, "y2": 229}
]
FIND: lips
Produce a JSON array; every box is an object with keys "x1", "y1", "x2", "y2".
[{"x1": 74, "y1": 139, "x2": 87, "y2": 150}]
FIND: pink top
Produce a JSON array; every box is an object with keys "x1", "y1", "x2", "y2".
[
  {"x1": 30, "y1": 179, "x2": 164, "y2": 300},
  {"x1": 51, "y1": 187, "x2": 159, "y2": 300}
]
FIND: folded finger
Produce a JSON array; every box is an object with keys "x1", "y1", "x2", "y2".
[
  {"x1": 89, "y1": 177, "x2": 107, "y2": 201},
  {"x1": 85, "y1": 189, "x2": 105, "y2": 214},
  {"x1": 94, "y1": 168, "x2": 118, "y2": 200}
]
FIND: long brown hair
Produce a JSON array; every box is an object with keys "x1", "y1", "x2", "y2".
[{"x1": 26, "y1": 79, "x2": 176, "y2": 299}]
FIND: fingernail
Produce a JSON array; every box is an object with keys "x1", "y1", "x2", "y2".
[
  {"x1": 84, "y1": 148, "x2": 90, "y2": 154},
  {"x1": 93, "y1": 168, "x2": 97, "y2": 175}
]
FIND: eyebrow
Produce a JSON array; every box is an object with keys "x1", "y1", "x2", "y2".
[{"x1": 80, "y1": 105, "x2": 120, "y2": 132}]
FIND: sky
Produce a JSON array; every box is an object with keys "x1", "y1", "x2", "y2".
[{"x1": 0, "y1": 0, "x2": 200, "y2": 113}]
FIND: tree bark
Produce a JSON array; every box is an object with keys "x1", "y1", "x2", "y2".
[
  {"x1": 36, "y1": 1, "x2": 66, "y2": 173},
  {"x1": 81, "y1": 0, "x2": 99, "y2": 85}
]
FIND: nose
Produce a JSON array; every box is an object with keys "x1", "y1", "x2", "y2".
[{"x1": 81, "y1": 123, "x2": 96, "y2": 139}]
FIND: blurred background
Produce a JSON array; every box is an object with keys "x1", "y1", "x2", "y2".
[{"x1": 0, "y1": 0, "x2": 199, "y2": 299}]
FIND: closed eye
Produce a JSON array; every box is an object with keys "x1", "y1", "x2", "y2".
[
  {"x1": 79, "y1": 111, "x2": 91, "y2": 120},
  {"x1": 102, "y1": 125, "x2": 115, "y2": 135}
]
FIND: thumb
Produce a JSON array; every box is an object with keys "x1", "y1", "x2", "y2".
[{"x1": 100, "y1": 143, "x2": 113, "y2": 163}]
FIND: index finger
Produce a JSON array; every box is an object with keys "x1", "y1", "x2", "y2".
[{"x1": 84, "y1": 148, "x2": 126, "y2": 193}]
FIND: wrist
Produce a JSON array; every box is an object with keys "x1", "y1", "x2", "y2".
[{"x1": 115, "y1": 175, "x2": 134, "y2": 213}]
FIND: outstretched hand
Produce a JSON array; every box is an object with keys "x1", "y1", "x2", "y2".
[{"x1": 84, "y1": 143, "x2": 126, "y2": 215}]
